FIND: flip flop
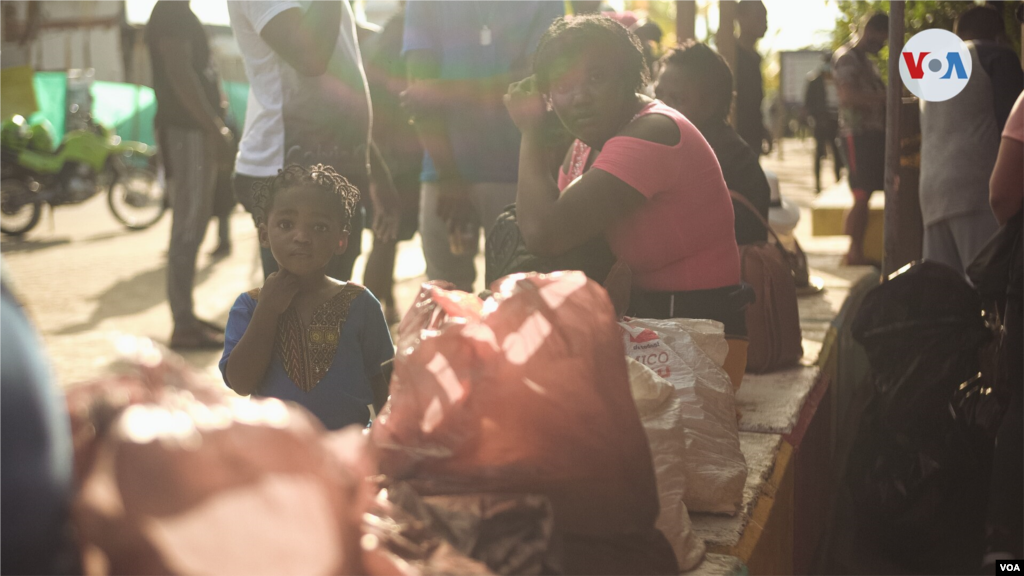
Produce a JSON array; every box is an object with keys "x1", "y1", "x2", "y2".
[
  {"x1": 196, "y1": 318, "x2": 225, "y2": 333},
  {"x1": 169, "y1": 327, "x2": 224, "y2": 350}
]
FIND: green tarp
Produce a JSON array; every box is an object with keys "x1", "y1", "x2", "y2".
[{"x1": 23, "y1": 72, "x2": 249, "y2": 147}]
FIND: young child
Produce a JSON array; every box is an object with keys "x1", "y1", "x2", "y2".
[{"x1": 219, "y1": 164, "x2": 394, "y2": 430}]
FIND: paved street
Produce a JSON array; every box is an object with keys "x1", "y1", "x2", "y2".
[{"x1": 2, "y1": 138, "x2": 850, "y2": 388}]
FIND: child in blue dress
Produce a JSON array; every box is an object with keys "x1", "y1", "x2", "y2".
[{"x1": 220, "y1": 164, "x2": 394, "y2": 430}]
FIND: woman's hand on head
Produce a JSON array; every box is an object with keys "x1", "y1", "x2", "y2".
[
  {"x1": 257, "y1": 270, "x2": 301, "y2": 316},
  {"x1": 504, "y1": 75, "x2": 548, "y2": 136}
]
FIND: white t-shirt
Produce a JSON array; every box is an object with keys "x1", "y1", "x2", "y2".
[{"x1": 228, "y1": 1, "x2": 370, "y2": 177}]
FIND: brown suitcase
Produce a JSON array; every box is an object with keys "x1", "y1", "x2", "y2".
[{"x1": 731, "y1": 192, "x2": 804, "y2": 373}]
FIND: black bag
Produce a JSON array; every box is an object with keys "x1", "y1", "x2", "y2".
[
  {"x1": 967, "y1": 209, "x2": 1023, "y2": 305},
  {"x1": 845, "y1": 261, "x2": 995, "y2": 574},
  {"x1": 484, "y1": 204, "x2": 617, "y2": 288}
]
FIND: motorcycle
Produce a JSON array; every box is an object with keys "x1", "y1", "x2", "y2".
[{"x1": 0, "y1": 115, "x2": 167, "y2": 236}]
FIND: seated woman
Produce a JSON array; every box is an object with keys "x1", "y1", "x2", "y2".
[
  {"x1": 654, "y1": 41, "x2": 772, "y2": 247},
  {"x1": 505, "y1": 15, "x2": 751, "y2": 387}
]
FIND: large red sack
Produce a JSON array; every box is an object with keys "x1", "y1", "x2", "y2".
[
  {"x1": 371, "y1": 272, "x2": 662, "y2": 539},
  {"x1": 66, "y1": 338, "x2": 372, "y2": 576}
]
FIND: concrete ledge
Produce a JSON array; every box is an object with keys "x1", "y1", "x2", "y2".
[
  {"x1": 810, "y1": 181, "x2": 885, "y2": 262},
  {"x1": 683, "y1": 553, "x2": 745, "y2": 576},
  {"x1": 736, "y1": 362, "x2": 819, "y2": 435}
]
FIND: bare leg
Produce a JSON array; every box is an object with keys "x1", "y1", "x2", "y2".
[
  {"x1": 364, "y1": 235, "x2": 400, "y2": 324},
  {"x1": 830, "y1": 138, "x2": 843, "y2": 182},
  {"x1": 844, "y1": 192, "x2": 872, "y2": 265},
  {"x1": 814, "y1": 137, "x2": 824, "y2": 193},
  {"x1": 210, "y1": 214, "x2": 232, "y2": 258}
]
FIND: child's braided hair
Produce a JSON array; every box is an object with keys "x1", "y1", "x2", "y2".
[{"x1": 251, "y1": 164, "x2": 361, "y2": 231}]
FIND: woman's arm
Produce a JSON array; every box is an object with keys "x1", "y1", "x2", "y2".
[
  {"x1": 516, "y1": 131, "x2": 643, "y2": 256},
  {"x1": 990, "y1": 136, "x2": 1024, "y2": 225}
]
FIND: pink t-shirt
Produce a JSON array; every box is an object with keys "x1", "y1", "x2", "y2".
[
  {"x1": 1003, "y1": 92, "x2": 1024, "y2": 143},
  {"x1": 558, "y1": 101, "x2": 741, "y2": 292}
]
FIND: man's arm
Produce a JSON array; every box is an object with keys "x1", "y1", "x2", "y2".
[
  {"x1": 157, "y1": 38, "x2": 227, "y2": 136},
  {"x1": 834, "y1": 55, "x2": 885, "y2": 110},
  {"x1": 259, "y1": 2, "x2": 341, "y2": 77},
  {"x1": 835, "y1": 78, "x2": 886, "y2": 109},
  {"x1": 368, "y1": 140, "x2": 400, "y2": 242}
]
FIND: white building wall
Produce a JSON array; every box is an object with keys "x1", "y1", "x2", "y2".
[{"x1": 1, "y1": 1, "x2": 125, "y2": 81}]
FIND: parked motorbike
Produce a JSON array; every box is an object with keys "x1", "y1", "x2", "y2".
[{"x1": 0, "y1": 115, "x2": 166, "y2": 236}]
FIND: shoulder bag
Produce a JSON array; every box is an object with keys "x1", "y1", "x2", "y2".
[{"x1": 731, "y1": 192, "x2": 804, "y2": 373}]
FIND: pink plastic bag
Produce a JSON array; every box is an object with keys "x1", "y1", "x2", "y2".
[
  {"x1": 67, "y1": 337, "x2": 374, "y2": 576},
  {"x1": 372, "y1": 272, "x2": 662, "y2": 538}
]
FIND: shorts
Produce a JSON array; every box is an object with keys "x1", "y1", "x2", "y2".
[{"x1": 841, "y1": 131, "x2": 885, "y2": 198}]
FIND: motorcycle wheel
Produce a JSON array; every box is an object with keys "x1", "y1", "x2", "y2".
[
  {"x1": 1, "y1": 178, "x2": 42, "y2": 236},
  {"x1": 108, "y1": 165, "x2": 166, "y2": 230}
]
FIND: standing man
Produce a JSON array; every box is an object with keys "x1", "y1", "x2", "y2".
[
  {"x1": 147, "y1": 0, "x2": 233, "y2": 349},
  {"x1": 833, "y1": 12, "x2": 888, "y2": 267},
  {"x1": 805, "y1": 54, "x2": 843, "y2": 193},
  {"x1": 919, "y1": 6, "x2": 1023, "y2": 278},
  {"x1": 734, "y1": 0, "x2": 769, "y2": 156},
  {"x1": 402, "y1": 1, "x2": 564, "y2": 293},
  {"x1": 228, "y1": 0, "x2": 398, "y2": 282}
]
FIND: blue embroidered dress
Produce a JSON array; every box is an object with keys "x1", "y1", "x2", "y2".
[{"x1": 219, "y1": 283, "x2": 394, "y2": 430}]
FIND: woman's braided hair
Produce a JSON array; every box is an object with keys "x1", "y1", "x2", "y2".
[
  {"x1": 533, "y1": 14, "x2": 650, "y2": 95},
  {"x1": 251, "y1": 164, "x2": 361, "y2": 231}
]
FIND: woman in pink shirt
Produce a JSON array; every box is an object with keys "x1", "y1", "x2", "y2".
[
  {"x1": 505, "y1": 15, "x2": 751, "y2": 385},
  {"x1": 983, "y1": 91, "x2": 1022, "y2": 563}
]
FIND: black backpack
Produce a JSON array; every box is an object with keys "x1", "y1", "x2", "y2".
[{"x1": 484, "y1": 204, "x2": 618, "y2": 288}]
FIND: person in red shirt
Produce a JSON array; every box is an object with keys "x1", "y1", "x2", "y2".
[{"x1": 505, "y1": 15, "x2": 751, "y2": 387}]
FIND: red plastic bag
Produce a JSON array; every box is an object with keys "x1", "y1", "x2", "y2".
[{"x1": 371, "y1": 272, "x2": 661, "y2": 538}]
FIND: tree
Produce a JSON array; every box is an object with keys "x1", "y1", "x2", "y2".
[{"x1": 833, "y1": 0, "x2": 1022, "y2": 54}]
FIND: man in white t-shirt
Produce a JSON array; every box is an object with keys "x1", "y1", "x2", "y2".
[{"x1": 228, "y1": 0, "x2": 398, "y2": 280}]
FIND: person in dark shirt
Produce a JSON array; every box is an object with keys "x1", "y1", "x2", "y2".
[
  {"x1": 804, "y1": 54, "x2": 843, "y2": 193},
  {"x1": 655, "y1": 41, "x2": 771, "y2": 246},
  {"x1": 360, "y1": 5, "x2": 422, "y2": 324},
  {"x1": 734, "y1": 0, "x2": 769, "y2": 156},
  {"x1": 146, "y1": 1, "x2": 234, "y2": 349}
]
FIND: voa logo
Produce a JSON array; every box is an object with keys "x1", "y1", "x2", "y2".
[
  {"x1": 998, "y1": 561, "x2": 1023, "y2": 573},
  {"x1": 899, "y1": 28, "x2": 972, "y2": 102}
]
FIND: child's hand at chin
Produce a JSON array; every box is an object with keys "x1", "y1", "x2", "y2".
[{"x1": 258, "y1": 270, "x2": 301, "y2": 316}]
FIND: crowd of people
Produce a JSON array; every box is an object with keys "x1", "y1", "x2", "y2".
[
  {"x1": 2, "y1": 0, "x2": 1023, "y2": 572},
  {"x1": 165, "y1": 0, "x2": 1024, "y2": 566}
]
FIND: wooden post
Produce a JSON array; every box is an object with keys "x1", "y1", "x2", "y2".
[
  {"x1": 717, "y1": 1, "x2": 737, "y2": 73},
  {"x1": 677, "y1": 1, "x2": 696, "y2": 43},
  {"x1": 882, "y1": 2, "x2": 905, "y2": 277},
  {"x1": 894, "y1": 97, "x2": 923, "y2": 269}
]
